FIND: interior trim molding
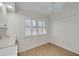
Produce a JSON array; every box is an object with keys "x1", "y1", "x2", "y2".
[{"x1": 49, "y1": 41, "x2": 79, "y2": 55}]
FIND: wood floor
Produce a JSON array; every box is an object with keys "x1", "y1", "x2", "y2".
[{"x1": 18, "y1": 43, "x2": 79, "y2": 56}]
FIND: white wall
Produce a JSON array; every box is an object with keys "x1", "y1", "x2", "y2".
[
  {"x1": 49, "y1": 3, "x2": 79, "y2": 54},
  {"x1": 7, "y1": 10, "x2": 49, "y2": 52},
  {"x1": 7, "y1": 2, "x2": 79, "y2": 54}
]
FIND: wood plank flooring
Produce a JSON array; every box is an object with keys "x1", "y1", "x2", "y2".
[{"x1": 18, "y1": 43, "x2": 79, "y2": 56}]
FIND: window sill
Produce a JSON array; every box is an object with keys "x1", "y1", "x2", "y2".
[{"x1": 24, "y1": 34, "x2": 47, "y2": 38}]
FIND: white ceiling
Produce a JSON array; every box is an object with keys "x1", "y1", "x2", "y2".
[{"x1": 15, "y1": 2, "x2": 66, "y2": 15}]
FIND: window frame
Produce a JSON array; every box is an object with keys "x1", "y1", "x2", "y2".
[
  {"x1": 31, "y1": 20, "x2": 38, "y2": 36},
  {"x1": 24, "y1": 18, "x2": 47, "y2": 37}
]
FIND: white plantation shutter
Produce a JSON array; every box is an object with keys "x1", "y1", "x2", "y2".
[{"x1": 24, "y1": 18, "x2": 47, "y2": 37}]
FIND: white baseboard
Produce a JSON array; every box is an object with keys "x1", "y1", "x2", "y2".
[
  {"x1": 18, "y1": 40, "x2": 79, "y2": 55},
  {"x1": 18, "y1": 41, "x2": 48, "y2": 53},
  {"x1": 50, "y1": 41, "x2": 79, "y2": 55}
]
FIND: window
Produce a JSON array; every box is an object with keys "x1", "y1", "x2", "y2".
[
  {"x1": 24, "y1": 19, "x2": 31, "y2": 37},
  {"x1": 24, "y1": 19, "x2": 47, "y2": 37},
  {"x1": 38, "y1": 20, "x2": 43, "y2": 35},
  {"x1": 25, "y1": 27, "x2": 31, "y2": 36},
  {"x1": 32, "y1": 20, "x2": 37, "y2": 35},
  {"x1": 25, "y1": 19, "x2": 31, "y2": 26},
  {"x1": 42, "y1": 21, "x2": 47, "y2": 34}
]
